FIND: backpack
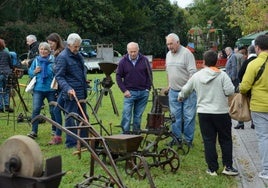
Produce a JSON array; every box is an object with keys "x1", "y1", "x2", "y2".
[{"x1": 9, "y1": 51, "x2": 21, "y2": 67}]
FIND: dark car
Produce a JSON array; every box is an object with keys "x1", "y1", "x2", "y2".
[{"x1": 79, "y1": 39, "x2": 97, "y2": 58}]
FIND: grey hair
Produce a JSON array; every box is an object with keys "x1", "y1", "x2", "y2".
[
  {"x1": 26, "y1": 34, "x2": 37, "y2": 42},
  {"x1": 127, "y1": 42, "x2": 139, "y2": 50},
  {"x1": 166, "y1": 33, "x2": 180, "y2": 42},
  {"x1": 225, "y1": 47, "x2": 233, "y2": 53},
  {"x1": 67, "y1": 33, "x2": 82, "y2": 45},
  {"x1": 247, "y1": 45, "x2": 255, "y2": 55},
  {"x1": 39, "y1": 42, "x2": 51, "y2": 52}
]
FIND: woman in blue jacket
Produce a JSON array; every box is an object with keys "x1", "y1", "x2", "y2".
[{"x1": 27, "y1": 42, "x2": 56, "y2": 139}]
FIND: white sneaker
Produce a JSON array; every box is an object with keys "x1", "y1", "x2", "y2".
[
  {"x1": 206, "y1": 169, "x2": 217, "y2": 176},
  {"x1": 258, "y1": 171, "x2": 268, "y2": 179},
  {"x1": 222, "y1": 166, "x2": 239, "y2": 176}
]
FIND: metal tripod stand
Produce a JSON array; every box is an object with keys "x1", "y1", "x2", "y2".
[
  {"x1": 8, "y1": 70, "x2": 31, "y2": 126},
  {"x1": 93, "y1": 62, "x2": 119, "y2": 116},
  {"x1": 93, "y1": 77, "x2": 119, "y2": 116}
]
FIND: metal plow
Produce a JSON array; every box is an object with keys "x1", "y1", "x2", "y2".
[
  {"x1": 31, "y1": 114, "x2": 126, "y2": 188},
  {"x1": 49, "y1": 100, "x2": 157, "y2": 187}
]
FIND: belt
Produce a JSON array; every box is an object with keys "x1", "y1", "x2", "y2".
[{"x1": 170, "y1": 88, "x2": 181, "y2": 92}]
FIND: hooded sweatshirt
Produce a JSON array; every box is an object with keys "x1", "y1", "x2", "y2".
[{"x1": 178, "y1": 67, "x2": 234, "y2": 114}]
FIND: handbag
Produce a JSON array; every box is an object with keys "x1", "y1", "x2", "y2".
[
  {"x1": 25, "y1": 76, "x2": 36, "y2": 93},
  {"x1": 229, "y1": 93, "x2": 251, "y2": 122},
  {"x1": 229, "y1": 56, "x2": 268, "y2": 121},
  {"x1": 50, "y1": 77, "x2": 58, "y2": 90}
]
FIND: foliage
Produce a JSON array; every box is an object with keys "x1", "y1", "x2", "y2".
[
  {"x1": 2, "y1": 0, "x2": 267, "y2": 57},
  {"x1": 61, "y1": 0, "x2": 123, "y2": 40},
  {"x1": 0, "y1": 18, "x2": 77, "y2": 53},
  {"x1": 0, "y1": 71, "x2": 238, "y2": 188},
  {"x1": 184, "y1": 0, "x2": 242, "y2": 48},
  {"x1": 222, "y1": 0, "x2": 268, "y2": 35},
  {"x1": 0, "y1": 0, "x2": 188, "y2": 58}
]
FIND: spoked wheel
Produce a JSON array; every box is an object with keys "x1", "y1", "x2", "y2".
[
  {"x1": 125, "y1": 155, "x2": 147, "y2": 180},
  {"x1": 163, "y1": 132, "x2": 190, "y2": 155},
  {"x1": 158, "y1": 147, "x2": 180, "y2": 173}
]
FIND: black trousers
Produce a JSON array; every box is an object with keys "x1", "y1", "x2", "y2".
[{"x1": 198, "y1": 113, "x2": 233, "y2": 172}]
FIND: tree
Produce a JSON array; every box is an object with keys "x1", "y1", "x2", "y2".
[
  {"x1": 184, "y1": 0, "x2": 241, "y2": 48},
  {"x1": 222, "y1": 0, "x2": 268, "y2": 35},
  {"x1": 0, "y1": 19, "x2": 77, "y2": 54},
  {"x1": 0, "y1": 0, "x2": 190, "y2": 57},
  {"x1": 59, "y1": 0, "x2": 123, "y2": 41}
]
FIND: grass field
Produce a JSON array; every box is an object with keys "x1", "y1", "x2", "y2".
[{"x1": 0, "y1": 70, "x2": 238, "y2": 188}]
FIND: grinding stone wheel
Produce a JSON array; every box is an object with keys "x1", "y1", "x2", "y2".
[{"x1": 0, "y1": 135, "x2": 43, "y2": 177}]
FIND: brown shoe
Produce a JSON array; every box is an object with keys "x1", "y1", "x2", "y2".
[{"x1": 48, "y1": 136, "x2": 62, "y2": 145}]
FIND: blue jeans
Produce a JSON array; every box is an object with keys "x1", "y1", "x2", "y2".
[
  {"x1": 0, "y1": 75, "x2": 10, "y2": 109},
  {"x1": 64, "y1": 96, "x2": 88, "y2": 148},
  {"x1": 169, "y1": 88, "x2": 197, "y2": 143},
  {"x1": 0, "y1": 74, "x2": 6, "y2": 90},
  {"x1": 0, "y1": 87, "x2": 10, "y2": 109},
  {"x1": 121, "y1": 90, "x2": 149, "y2": 133},
  {"x1": 53, "y1": 92, "x2": 64, "y2": 136},
  {"x1": 31, "y1": 91, "x2": 56, "y2": 134},
  {"x1": 252, "y1": 111, "x2": 268, "y2": 173}
]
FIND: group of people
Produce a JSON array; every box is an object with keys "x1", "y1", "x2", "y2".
[
  {"x1": 25, "y1": 33, "x2": 89, "y2": 148},
  {"x1": 2, "y1": 30, "x2": 267, "y2": 180},
  {"x1": 165, "y1": 33, "x2": 238, "y2": 176},
  {"x1": 225, "y1": 44, "x2": 256, "y2": 129},
  {"x1": 120, "y1": 33, "x2": 238, "y2": 177},
  {"x1": 178, "y1": 34, "x2": 268, "y2": 179},
  {"x1": 122, "y1": 33, "x2": 268, "y2": 180}
]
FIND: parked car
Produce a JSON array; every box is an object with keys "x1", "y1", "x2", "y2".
[
  {"x1": 83, "y1": 43, "x2": 122, "y2": 74},
  {"x1": 79, "y1": 39, "x2": 97, "y2": 58}
]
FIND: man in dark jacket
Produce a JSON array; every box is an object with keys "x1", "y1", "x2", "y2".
[
  {"x1": 234, "y1": 45, "x2": 257, "y2": 129},
  {"x1": 55, "y1": 33, "x2": 88, "y2": 148},
  {"x1": 116, "y1": 42, "x2": 152, "y2": 133},
  {"x1": 238, "y1": 45, "x2": 257, "y2": 82},
  {"x1": 21, "y1": 35, "x2": 39, "y2": 67}
]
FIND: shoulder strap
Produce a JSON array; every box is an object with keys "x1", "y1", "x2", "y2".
[{"x1": 253, "y1": 56, "x2": 268, "y2": 85}]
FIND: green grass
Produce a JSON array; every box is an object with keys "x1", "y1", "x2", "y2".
[{"x1": 0, "y1": 71, "x2": 238, "y2": 188}]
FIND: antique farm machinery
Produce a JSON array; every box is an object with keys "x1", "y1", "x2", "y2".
[
  {"x1": 3, "y1": 61, "x2": 186, "y2": 187},
  {"x1": 0, "y1": 135, "x2": 65, "y2": 188}
]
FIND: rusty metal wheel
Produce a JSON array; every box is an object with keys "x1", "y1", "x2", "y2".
[
  {"x1": 158, "y1": 148, "x2": 180, "y2": 172},
  {"x1": 0, "y1": 135, "x2": 43, "y2": 177},
  {"x1": 164, "y1": 132, "x2": 190, "y2": 155},
  {"x1": 125, "y1": 155, "x2": 147, "y2": 180}
]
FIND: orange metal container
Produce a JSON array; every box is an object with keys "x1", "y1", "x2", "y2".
[{"x1": 152, "y1": 58, "x2": 227, "y2": 70}]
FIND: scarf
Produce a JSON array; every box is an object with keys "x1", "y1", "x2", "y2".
[{"x1": 37, "y1": 55, "x2": 50, "y2": 83}]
